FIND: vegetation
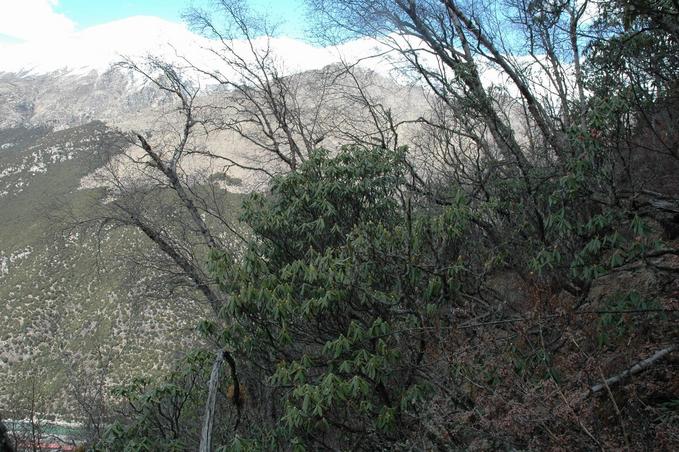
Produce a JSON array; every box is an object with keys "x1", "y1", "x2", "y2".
[{"x1": 2, "y1": 0, "x2": 678, "y2": 450}]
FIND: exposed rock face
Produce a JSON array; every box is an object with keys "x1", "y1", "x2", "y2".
[{"x1": 0, "y1": 70, "x2": 172, "y2": 130}]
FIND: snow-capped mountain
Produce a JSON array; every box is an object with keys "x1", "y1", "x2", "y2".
[
  {"x1": 0, "y1": 16, "x2": 405, "y2": 131},
  {"x1": 0, "y1": 16, "x2": 390, "y2": 77}
]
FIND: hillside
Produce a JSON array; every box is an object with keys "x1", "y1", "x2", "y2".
[
  {"x1": 0, "y1": 121, "x2": 221, "y2": 419},
  {"x1": 0, "y1": 59, "x2": 418, "y2": 422},
  {"x1": 1, "y1": 1, "x2": 678, "y2": 450}
]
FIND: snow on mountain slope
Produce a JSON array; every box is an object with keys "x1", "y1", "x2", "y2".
[
  {"x1": 0, "y1": 15, "x2": 540, "y2": 133},
  {"x1": 0, "y1": 15, "x2": 391, "y2": 78},
  {"x1": 0, "y1": 16, "x2": 196, "y2": 75},
  {"x1": 0, "y1": 14, "x2": 565, "y2": 114},
  {"x1": 0, "y1": 16, "x2": 410, "y2": 131}
]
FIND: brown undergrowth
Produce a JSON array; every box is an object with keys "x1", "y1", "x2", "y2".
[{"x1": 422, "y1": 253, "x2": 678, "y2": 450}]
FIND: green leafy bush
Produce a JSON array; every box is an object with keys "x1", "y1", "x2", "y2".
[{"x1": 207, "y1": 146, "x2": 470, "y2": 448}]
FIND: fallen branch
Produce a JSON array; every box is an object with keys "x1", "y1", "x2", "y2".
[{"x1": 590, "y1": 345, "x2": 676, "y2": 394}]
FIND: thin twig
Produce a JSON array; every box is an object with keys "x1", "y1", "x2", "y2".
[{"x1": 599, "y1": 368, "x2": 630, "y2": 449}]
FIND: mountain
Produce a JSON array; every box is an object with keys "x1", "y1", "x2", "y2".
[
  {"x1": 0, "y1": 16, "x2": 426, "y2": 422},
  {"x1": 0, "y1": 16, "x2": 393, "y2": 78},
  {"x1": 0, "y1": 16, "x2": 413, "y2": 133},
  {"x1": 0, "y1": 121, "x2": 216, "y2": 417}
]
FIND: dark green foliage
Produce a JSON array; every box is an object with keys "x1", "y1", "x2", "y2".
[
  {"x1": 596, "y1": 291, "x2": 666, "y2": 348},
  {"x1": 207, "y1": 146, "x2": 470, "y2": 448},
  {"x1": 587, "y1": 0, "x2": 679, "y2": 100},
  {"x1": 0, "y1": 418, "x2": 13, "y2": 452}
]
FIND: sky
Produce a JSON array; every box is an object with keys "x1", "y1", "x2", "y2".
[{"x1": 0, "y1": 0, "x2": 308, "y2": 43}]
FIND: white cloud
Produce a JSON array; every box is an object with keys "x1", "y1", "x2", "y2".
[{"x1": 0, "y1": 0, "x2": 75, "y2": 42}]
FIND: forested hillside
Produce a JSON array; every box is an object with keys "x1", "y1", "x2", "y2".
[{"x1": 2, "y1": 0, "x2": 678, "y2": 450}]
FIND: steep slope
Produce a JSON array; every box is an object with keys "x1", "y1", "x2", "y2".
[
  {"x1": 0, "y1": 16, "x2": 427, "y2": 422},
  {"x1": 0, "y1": 122, "x2": 214, "y2": 418},
  {"x1": 0, "y1": 70, "x2": 172, "y2": 130}
]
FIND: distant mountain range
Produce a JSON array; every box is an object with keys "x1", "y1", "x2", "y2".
[{"x1": 0, "y1": 16, "x2": 393, "y2": 78}]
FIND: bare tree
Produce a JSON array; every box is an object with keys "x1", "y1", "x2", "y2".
[
  {"x1": 324, "y1": 57, "x2": 411, "y2": 151},
  {"x1": 80, "y1": 57, "x2": 231, "y2": 316},
  {"x1": 306, "y1": 0, "x2": 601, "y2": 277},
  {"x1": 63, "y1": 343, "x2": 119, "y2": 445},
  {"x1": 74, "y1": 0, "x2": 414, "y2": 319},
  {"x1": 181, "y1": 0, "x2": 334, "y2": 174},
  {"x1": 5, "y1": 377, "x2": 47, "y2": 452}
]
